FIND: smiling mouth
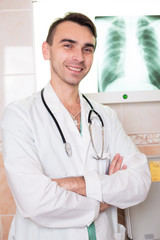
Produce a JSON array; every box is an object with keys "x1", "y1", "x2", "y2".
[{"x1": 66, "y1": 66, "x2": 83, "y2": 72}]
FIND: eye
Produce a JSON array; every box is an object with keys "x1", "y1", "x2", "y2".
[
  {"x1": 64, "y1": 44, "x2": 72, "y2": 48},
  {"x1": 83, "y1": 48, "x2": 93, "y2": 53}
]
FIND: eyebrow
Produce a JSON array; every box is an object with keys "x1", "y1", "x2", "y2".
[
  {"x1": 60, "y1": 38, "x2": 95, "y2": 50},
  {"x1": 60, "y1": 38, "x2": 76, "y2": 44}
]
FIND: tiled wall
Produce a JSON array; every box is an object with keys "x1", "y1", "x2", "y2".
[
  {"x1": 0, "y1": 0, "x2": 36, "y2": 140},
  {"x1": 0, "y1": 0, "x2": 35, "y2": 239},
  {"x1": 0, "y1": 153, "x2": 16, "y2": 240},
  {"x1": 109, "y1": 101, "x2": 160, "y2": 135},
  {"x1": 110, "y1": 101, "x2": 160, "y2": 157}
]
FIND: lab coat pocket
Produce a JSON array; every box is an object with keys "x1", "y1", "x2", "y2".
[{"x1": 114, "y1": 224, "x2": 126, "y2": 240}]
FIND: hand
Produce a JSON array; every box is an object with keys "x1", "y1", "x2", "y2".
[
  {"x1": 100, "y1": 153, "x2": 127, "y2": 213},
  {"x1": 108, "y1": 153, "x2": 127, "y2": 175},
  {"x1": 100, "y1": 202, "x2": 110, "y2": 212}
]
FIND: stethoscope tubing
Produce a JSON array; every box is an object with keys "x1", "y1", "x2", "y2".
[
  {"x1": 41, "y1": 89, "x2": 66, "y2": 144},
  {"x1": 41, "y1": 89, "x2": 105, "y2": 158},
  {"x1": 82, "y1": 94, "x2": 104, "y2": 127}
]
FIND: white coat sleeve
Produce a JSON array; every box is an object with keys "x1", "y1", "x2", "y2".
[
  {"x1": 1, "y1": 103, "x2": 99, "y2": 228},
  {"x1": 84, "y1": 108, "x2": 151, "y2": 209}
]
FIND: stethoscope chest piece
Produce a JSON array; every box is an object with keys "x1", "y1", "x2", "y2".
[{"x1": 65, "y1": 142, "x2": 72, "y2": 157}]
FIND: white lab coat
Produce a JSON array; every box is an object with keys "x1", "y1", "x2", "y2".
[{"x1": 1, "y1": 82, "x2": 151, "y2": 240}]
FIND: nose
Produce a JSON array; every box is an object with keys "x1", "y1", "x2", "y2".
[{"x1": 72, "y1": 48, "x2": 84, "y2": 62}]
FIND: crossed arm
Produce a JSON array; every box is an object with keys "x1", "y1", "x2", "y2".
[{"x1": 52, "y1": 153, "x2": 127, "y2": 212}]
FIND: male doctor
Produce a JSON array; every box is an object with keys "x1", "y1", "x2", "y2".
[{"x1": 1, "y1": 12, "x2": 151, "y2": 240}]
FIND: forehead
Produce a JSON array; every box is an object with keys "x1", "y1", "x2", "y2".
[{"x1": 53, "y1": 21, "x2": 95, "y2": 45}]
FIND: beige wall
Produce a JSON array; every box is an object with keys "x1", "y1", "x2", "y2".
[
  {"x1": 108, "y1": 101, "x2": 160, "y2": 152},
  {"x1": 0, "y1": 154, "x2": 16, "y2": 240}
]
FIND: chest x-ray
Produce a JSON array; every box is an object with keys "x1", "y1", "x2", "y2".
[{"x1": 95, "y1": 15, "x2": 160, "y2": 92}]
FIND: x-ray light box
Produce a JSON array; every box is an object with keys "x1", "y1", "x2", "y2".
[{"x1": 86, "y1": 15, "x2": 160, "y2": 103}]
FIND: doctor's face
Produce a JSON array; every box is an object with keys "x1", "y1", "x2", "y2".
[{"x1": 43, "y1": 21, "x2": 96, "y2": 88}]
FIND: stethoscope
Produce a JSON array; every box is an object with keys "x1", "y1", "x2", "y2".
[{"x1": 41, "y1": 89, "x2": 106, "y2": 159}]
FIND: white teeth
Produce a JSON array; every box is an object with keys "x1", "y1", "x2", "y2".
[{"x1": 67, "y1": 66, "x2": 81, "y2": 72}]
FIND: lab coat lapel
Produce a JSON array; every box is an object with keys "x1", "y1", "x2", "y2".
[
  {"x1": 80, "y1": 93, "x2": 91, "y2": 167},
  {"x1": 43, "y1": 83, "x2": 65, "y2": 122}
]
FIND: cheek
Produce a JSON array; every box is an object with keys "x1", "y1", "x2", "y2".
[
  {"x1": 50, "y1": 51, "x2": 65, "y2": 68},
  {"x1": 86, "y1": 56, "x2": 94, "y2": 69},
  {"x1": 58, "y1": 51, "x2": 71, "y2": 66}
]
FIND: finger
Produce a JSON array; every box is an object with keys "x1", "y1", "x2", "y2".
[
  {"x1": 109, "y1": 153, "x2": 121, "y2": 175},
  {"x1": 113, "y1": 156, "x2": 123, "y2": 174},
  {"x1": 100, "y1": 202, "x2": 111, "y2": 212},
  {"x1": 122, "y1": 164, "x2": 127, "y2": 170}
]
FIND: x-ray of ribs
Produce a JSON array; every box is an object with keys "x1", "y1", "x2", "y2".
[
  {"x1": 137, "y1": 16, "x2": 160, "y2": 89},
  {"x1": 100, "y1": 18, "x2": 126, "y2": 91},
  {"x1": 99, "y1": 16, "x2": 160, "y2": 91}
]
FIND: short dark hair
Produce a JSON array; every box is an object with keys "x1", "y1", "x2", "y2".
[{"x1": 46, "y1": 12, "x2": 97, "y2": 46}]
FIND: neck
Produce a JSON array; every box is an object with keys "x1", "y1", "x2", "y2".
[
  {"x1": 50, "y1": 80, "x2": 80, "y2": 107},
  {"x1": 50, "y1": 79, "x2": 81, "y2": 131}
]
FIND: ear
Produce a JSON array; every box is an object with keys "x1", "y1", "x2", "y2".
[{"x1": 42, "y1": 41, "x2": 50, "y2": 60}]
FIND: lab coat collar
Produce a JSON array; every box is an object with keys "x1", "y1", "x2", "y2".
[
  {"x1": 43, "y1": 82, "x2": 91, "y2": 117},
  {"x1": 42, "y1": 81, "x2": 91, "y2": 133},
  {"x1": 79, "y1": 92, "x2": 92, "y2": 166},
  {"x1": 42, "y1": 82, "x2": 90, "y2": 132},
  {"x1": 43, "y1": 82, "x2": 63, "y2": 114}
]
